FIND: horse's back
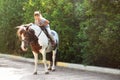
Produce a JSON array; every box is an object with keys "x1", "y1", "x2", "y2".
[{"x1": 51, "y1": 30, "x2": 59, "y2": 44}]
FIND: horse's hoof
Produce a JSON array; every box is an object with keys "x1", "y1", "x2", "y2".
[
  {"x1": 48, "y1": 67, "x2": 52, "y2": 70},
  {"x1": 33, "y1": 72, "x2": 37, "y2": 75},
  {"x1": 45, "y1": 72, "x2": 49, "y2": 74},
  {"x1": 52, "y1": 69, "x2": 56, "y2": 72}
]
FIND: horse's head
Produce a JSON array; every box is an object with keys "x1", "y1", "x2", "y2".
[{"x1": 16, "y1": 23, "x2": 37, "y2": 51}]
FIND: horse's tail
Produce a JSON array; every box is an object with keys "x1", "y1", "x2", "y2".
[{"x1": 55, "y1": 49, "x2": 59, "y2": 66}]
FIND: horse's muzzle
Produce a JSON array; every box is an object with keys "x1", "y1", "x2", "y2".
[{"x1": 21, "y1": 45, "x2": 28, "y2": 52}]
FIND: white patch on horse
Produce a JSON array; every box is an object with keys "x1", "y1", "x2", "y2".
[{"x1": 21, "y1": 34, "x2": 27, "y2": 51}]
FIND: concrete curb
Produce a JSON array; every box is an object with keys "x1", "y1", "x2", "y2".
[{"x1": 0, "y1": 53, "x2": 120, "y2": 75}]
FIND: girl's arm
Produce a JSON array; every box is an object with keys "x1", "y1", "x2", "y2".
[{"x1": 40, "y1": 20, "x2": 50, "y2": 27}]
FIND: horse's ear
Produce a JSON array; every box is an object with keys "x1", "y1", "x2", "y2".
[
  {"x1": 28, "y1": 23, "x2": 33, "y2": 26},
  {"x1": 15, "y1": 26, "x2": 20, "y2": 29},
  {"x1": 26, "y1": 27, "x2": 29, "y2": 31}
]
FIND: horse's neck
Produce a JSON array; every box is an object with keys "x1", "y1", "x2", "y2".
[
  {"x1": 30, "y1": 24, "x2": 49, "y2": 46},
  {"x1": 30, "y1": 25, "x2": 41, "y2": 36}
]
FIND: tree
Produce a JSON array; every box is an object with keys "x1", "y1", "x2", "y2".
[
  {"x1": 78, "y1": 0, "x2": 120, "y2": 68},
  {"x1": 0, "y1": 0, "x2": 26, "y2": 53}
]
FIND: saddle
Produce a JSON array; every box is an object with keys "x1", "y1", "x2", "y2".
[{"x1": 39, "y1": 26, "x2": 55, "y2": 47}]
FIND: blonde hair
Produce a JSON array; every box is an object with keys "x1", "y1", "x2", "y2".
[{"x1": 34, "y1": 11, "x2": 43, "y2": 18}]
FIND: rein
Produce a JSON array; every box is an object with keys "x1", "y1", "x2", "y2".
[{"x1": 37, "y1": 30, "x2": 42, "y2": 37}]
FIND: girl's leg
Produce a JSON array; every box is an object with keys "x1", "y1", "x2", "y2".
[{"x1": 45, "y1": 26, "x2": 54, "y2": 41}]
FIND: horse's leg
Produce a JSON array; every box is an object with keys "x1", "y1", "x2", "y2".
[
  {"x1": 52, "y1": 49, "x2": 57, "y2": 71},
  {"x1": 41, "y1": 50, "x2": 49, "y2": 74},
  {"x1": 48, "y1": 52, "x2": 52, "y2": 70},
  {"x1": 33, "y1": 51, "x2": 38, "y2": 75}
]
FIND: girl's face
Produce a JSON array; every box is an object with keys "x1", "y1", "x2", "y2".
[{"x1": 34, "y1": 15, "x2": 40, "y2": 20}]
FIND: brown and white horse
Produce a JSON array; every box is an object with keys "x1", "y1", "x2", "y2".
[{"x1": 16, "y1": 23, "x2": 59, "y2": 74}]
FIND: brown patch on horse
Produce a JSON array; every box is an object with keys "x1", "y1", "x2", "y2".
[
  {"x1": 17, "y1": 28, "x2": 26, "y2": 40},
  {"x1": 30, "y1": 42, "x2": 42, "y2": 53},
  {"x1": 26, "y1": 29, "x2": 42, "y2": 53},
  {"x1": 19, "y1": 29, "x2": 25, "y2": 35}
]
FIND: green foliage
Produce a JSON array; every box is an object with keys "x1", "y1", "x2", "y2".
[
  {"x1": 78, "y1": 0, "x2": 120, "y2": 68},
  {"x1": 0, "y1": 0, "x2": 26, "y2": 53}
]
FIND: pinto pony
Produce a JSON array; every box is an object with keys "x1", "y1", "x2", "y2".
[{"x1": 16, "y1": 23, "x2": 59, "y2": 74}]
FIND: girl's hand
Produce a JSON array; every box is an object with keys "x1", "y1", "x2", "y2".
[{"x1": 41, "y1": 20, "x2": 50, "y2": 27}]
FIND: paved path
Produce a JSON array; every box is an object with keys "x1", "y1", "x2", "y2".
[{"x1": 0, "y1": 57, "x2": 120, "y2": 80}]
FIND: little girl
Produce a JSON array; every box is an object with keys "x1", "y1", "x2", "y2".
[{"x1": 34, "y1": 11, "x2": 55, "y2": 46}]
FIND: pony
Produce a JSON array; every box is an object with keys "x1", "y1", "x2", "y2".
[{"x1": 16, "y1": 23, "x2": 59, "y2": 74}]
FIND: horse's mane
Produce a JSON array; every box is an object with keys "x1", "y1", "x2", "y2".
[{"x1": 16, "y1": 26, "x2": 25, "y2": 38}]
